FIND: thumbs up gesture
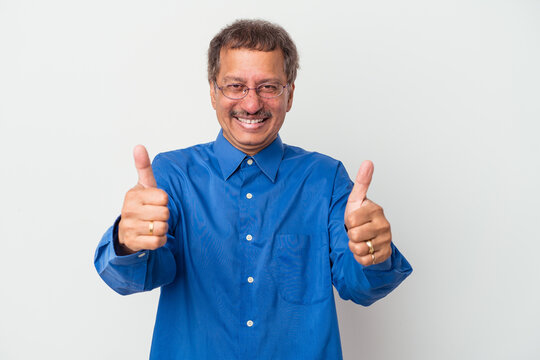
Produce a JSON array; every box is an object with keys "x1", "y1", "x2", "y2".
[
  {"x1": 117, "y1": 145, "x2": 170, "y2": 255},
  {"x1": 344, "y1": 161, "x2": 392, "y2": 266}
]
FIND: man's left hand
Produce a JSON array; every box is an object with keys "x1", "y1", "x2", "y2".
[{"x1": 344, "y1": 161, "x2": 392, "y2": 266}]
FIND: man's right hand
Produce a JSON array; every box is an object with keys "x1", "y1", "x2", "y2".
[{"x1": 117, "y1": 145, "x2": 170, "y2": 255}]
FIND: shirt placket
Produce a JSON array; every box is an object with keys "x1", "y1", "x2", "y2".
[{"x1": 237, "y1": 157, "x2": 260, "y2": 359}]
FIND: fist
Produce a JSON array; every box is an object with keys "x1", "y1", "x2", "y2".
[
  {"x1": 117, "y1": 145, "x2": 170, "y2": 255},
  {"x1": 344, "y1": 161, "x2": 392, "y2": 266}
]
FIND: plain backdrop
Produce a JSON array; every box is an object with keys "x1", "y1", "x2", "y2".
[{"x1": 1, "y1": 0, "x2": 539, "y2": 359}]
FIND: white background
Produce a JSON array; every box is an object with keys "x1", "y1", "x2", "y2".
[{"x1": 1, "y1": 0, "x2": 539, "y2": 359}]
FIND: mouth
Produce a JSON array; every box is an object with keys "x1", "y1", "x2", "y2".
[
  {"x1": 235, "y1": 117, "x2": 267, "y2": 124},
  {"x1": 231, "y1": 111, "x2": 271, "y2": 130}
]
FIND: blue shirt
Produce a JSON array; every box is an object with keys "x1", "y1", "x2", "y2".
[{"x1": 94, "y1": 131, "x2": 412, "y2": 359}]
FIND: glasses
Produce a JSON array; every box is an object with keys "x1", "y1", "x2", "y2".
[{"x1": 215, "y1": 82, "x2": 288, "y2": 100}]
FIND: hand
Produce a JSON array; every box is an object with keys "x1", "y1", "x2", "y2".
[
  {"x1": 344, "y1": 161, "x2": 392, "y2": 266},
  {"x1": 117, "y1": 145, "x2": 170, "y2": 255}
]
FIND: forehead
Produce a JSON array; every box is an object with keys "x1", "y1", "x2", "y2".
[{"x1": 218, "y1": 47, "x2": 286, "y2": 82}]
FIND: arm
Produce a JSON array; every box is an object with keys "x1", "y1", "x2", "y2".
[
  {"x1": 94, "y1": 146, "x2": 178, "y2": 295},
  {"x1": 329, "y1": 161, "x2": 412, "y2": 306},
  {"x1": 94, "y1": 216, "x2": 177, "y2": 295}
]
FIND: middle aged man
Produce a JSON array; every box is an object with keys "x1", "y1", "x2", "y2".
[{"x1": 95, "y1": 19, "x2": 412, "y2": 359}]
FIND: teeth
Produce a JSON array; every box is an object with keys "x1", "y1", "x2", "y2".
[{"x1": 237, "y1": 117, "x2": 265, "y2": 124}]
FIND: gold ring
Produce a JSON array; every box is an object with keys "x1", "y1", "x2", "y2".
[
  {"x1": 371, "y1": 253, "x2": 376, "y2": 265},
  {"x1": 366, "y1": 240, "x2": 375, "y2": 255},
  {"x1": 149, "y1": 221, "x2": 154, "y2": 235}
]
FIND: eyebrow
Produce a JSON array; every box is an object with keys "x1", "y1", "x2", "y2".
[{"x1": 221, "y1": 76, "x2": 284, "y2": 84}]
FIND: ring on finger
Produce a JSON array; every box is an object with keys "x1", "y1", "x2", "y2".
[
  {"x1": 366, "y1": 240, "x2": 375, "y2": 255},
  {"x1": 371, "y1": 253, "x2": 376, "y2": 265},
  {"x1": 149, "y1": 221, "x2": 154, "y2": 235}
]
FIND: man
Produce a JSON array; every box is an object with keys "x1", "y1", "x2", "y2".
[{"x1": 95, "y1": 19, "x2": 412, "y2": 359}]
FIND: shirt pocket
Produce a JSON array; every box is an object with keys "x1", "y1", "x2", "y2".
[{"x1": 272, "y1": 233, "x2": 332, "y2": 305}]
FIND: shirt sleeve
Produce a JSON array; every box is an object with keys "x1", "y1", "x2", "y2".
[
  {"x1": 328, "y1": 161, "x2": 413, "y2": 306},
  {"x1": 94, "y1": 155, "x2": 179, "y2": 296}
]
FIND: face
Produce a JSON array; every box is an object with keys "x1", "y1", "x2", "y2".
[{"x1": 210, "y1": 47, "x2": 295, "y2": 155}]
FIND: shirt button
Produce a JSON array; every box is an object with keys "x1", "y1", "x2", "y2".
[
  {"x1": 138, "y1": 252, "x2": 146, "y2": 258},
  {"x1": 247, "y1": 320, "x2": 254, "y2": 327},
  {"x1": 247, "y1": 159, "x2": 253, "y2": 165},
  {"x1": 247, "y1": 277, "x2": 254, "y2": 283},
  {"x1": 246, "y1": 193, "x2": 253, "y2": 199},
  {"x1": 246, "y1": 234, "x2": 253, "y2": 241}
]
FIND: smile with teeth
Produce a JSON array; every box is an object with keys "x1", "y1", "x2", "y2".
[{"x1": 236, "y1": 117, "x2": 266, "y2": 124}]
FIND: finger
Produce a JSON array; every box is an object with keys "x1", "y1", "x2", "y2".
[
  {"x1": 125, "y1": 187, "x2": 168, "y2": 207},
  {"x1": 122, "y1": 205, "x2": 169, "y2": 224},
  {"x1": 355, "y1": 246, "x2": 392, "y2": 267},
  {"x1": 348, "y1": 237, "x2": 379, "y2": 256},
  {"x1": 138, "y1": 205, "x2": 170, "y2": 222},
  {"x1": 134, "y1": 235, "x2": 168, "y2": 250},
  {"x1": 348, "y1": 240, "x2": 373, "y2": 257},
  {"x1": 345, "y1": 200, "x2": 384, "y2": 229},
  {"x1": 140, "y1": 188, "x2": 169, "y2": 206},
  {"x1": 134, "y1": 145, "x2": 157, "y2": 188},
  {"x1": 138, "y1": 220, "x2": 169, "y2": 237},
  {"x1": 354, "y1": 252, "x2": 377, "y2": 267},
  {"x1": 347, "y1": 222, "x2": 377, "y2": 243},
  {"x1": 355, "y1": 249, "x2": 380, "y2": 266},
  {"x1": 345, "y1": 160, "x2": 374, "y2": 215}
]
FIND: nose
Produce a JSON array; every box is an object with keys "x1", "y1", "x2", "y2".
[{"x1": 240, "y1": 89, "x2": 263, "y2": 114}]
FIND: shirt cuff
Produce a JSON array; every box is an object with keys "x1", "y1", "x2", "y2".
[{"x1": 111, "y1": 215, "x2": 148, "y2": 261}]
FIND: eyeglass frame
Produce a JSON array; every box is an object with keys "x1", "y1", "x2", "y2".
[{"x1": 214, "y1": 82, "x2": 289, "y2": 100}]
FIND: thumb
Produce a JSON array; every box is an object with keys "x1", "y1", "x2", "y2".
[
  {"x1": 133, "y1": 145, "x2": 157, "y2": 188},
  {"x1": 346, "y1": 160, "x2": 374, "y2": 214}
]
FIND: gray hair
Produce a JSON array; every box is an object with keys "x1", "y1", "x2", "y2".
[{"x1": 207, "y1": 19, "x2": 299, "y2": 84}]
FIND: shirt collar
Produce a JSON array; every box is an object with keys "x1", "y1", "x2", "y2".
[{"x1": 213, "y1": 130, "x2": 284, "y2": 183}]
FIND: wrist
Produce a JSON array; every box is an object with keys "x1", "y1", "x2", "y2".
[{"x1": 113, "y1": 216, "x2": 137, "y2": 256}]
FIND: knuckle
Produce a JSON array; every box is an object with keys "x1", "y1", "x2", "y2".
[
  {"x1": 125, "y1": 187, "x2": 142, "y2": 201},
  {"x1": 150, "y1": 188, "x2": 168, "y2": 204},
  {"x1": 378, "y1": 225, "x2": 391, "y2": 241},
  {"x1": 348, "y1": 241, "x2": 362, "y2": 256},
  {"x1": 347, "y1": 227, "x2": 358, "y2": 240},
  {"x1": 370, "y1": 206, "x2": 382, "y2": 217},
  {"x1": 374, "y1": 217, "x2": 389, "y2": 232},
  {"x1": 147, "y1": 237, "x2": 161, "y2": 250},
  {"x1": 121, "y1": 208, "x2": 137, "y2": 220},
  {"x1": 345, "y1": 214, "x2": 356, "y2": 228},
  {"x1": 158, "y1": 191, "x2": 169, "y2": 205},
  {"x1": 124, "y1": 189, "x2": 135, "y2": 200},
  {"x1": 359, "y1": 257, "x2": 370, "y2": 266},
  {"x1": 156, "y1": 222, "x2": 167, "y2": 236},
  {"x1": 152, "y1": 236, "x2": 166, "y2": 248},
  {"x1": 163, "y1": 207, "x2": 170, "y2": 220}
]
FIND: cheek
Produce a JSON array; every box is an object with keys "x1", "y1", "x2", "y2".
[
  {"x1": 266, "y1": 99, "x2": 287, "y2": 113},
  {"x1": 216, "y1": 100, "x2": 233, "y2": 115},
  {"x1": 274, "y1": 103, "x2": 289, "y2": 116}
]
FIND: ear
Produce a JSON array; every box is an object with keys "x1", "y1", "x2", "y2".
[
  {"x1": 210, "y1": 82, "x2": 217, "y2": 110},
  {"x1": 286, "y1": 83, "x2": 295, "y2": 112}
]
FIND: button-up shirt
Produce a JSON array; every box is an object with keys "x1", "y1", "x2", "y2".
[{"x1": 94, "y1": 131, "x2": 412, "y2": 359}]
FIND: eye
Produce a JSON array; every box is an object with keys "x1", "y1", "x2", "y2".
[
  {"x1": 259, "y1": 84, "x2": 279, "y2": 91},
  {"x1": 226, "y1": 84, "x2": 245, "y2": 90}
]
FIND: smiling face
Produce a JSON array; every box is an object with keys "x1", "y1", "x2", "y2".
[{"x1": 210, "y1": 47, "x2": 295, "y2": 155}]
